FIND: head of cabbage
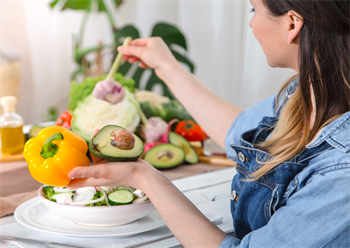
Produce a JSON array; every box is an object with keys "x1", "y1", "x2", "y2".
[{"x1": 71, "y1": 89, "x2": 140, "y2": 142}]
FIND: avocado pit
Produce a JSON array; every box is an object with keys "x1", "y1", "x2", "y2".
[{"x1": 110, "y1": 129, "x2": 135, "y2": 150}]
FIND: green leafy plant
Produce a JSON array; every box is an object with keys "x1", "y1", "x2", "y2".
[{"x1": 49, "y1": 0, "x2": 195, "y2": 99}]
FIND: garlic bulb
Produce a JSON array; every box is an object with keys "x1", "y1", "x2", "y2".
[{"x1": 93, "y1": 79, "x2": 125, "y2": 104}]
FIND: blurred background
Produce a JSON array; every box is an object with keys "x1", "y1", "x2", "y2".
[{"x1": 1, "y1": 0, "x2": 295, "y2": 125}]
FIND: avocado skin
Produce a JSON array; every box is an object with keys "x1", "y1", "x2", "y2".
[
  {"x1": 89, "y1": 141, "x2": 143, "y2": 162},
  {"x1": 168, "y1": 132, "x2": 199, "y2": 164},
  {"x1": 88, "y1": 125, "x2": 144, "y2": 162}
]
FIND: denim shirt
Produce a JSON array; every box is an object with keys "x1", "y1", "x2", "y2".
[{"x1": 220, "y1": 81, "x2": 350, "y2": 247}]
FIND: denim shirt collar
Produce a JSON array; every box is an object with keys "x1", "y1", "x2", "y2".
[
  {"x1": 287, "y1": 78, "x2": 299, "y2": 96},
  {"x1": 307, "y1": 111, "x2": 350, "y2": 153}
]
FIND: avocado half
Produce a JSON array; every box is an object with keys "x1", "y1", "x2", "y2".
[
  {"x1": 89, "y1": 125, "x2": 144, "y2": 162},
  {"x1": 143, "y1": 143, "x2": 185, "y2": 169},
  {"x1": 168, "y1": 132, "x2": 199, "y2": 164}
]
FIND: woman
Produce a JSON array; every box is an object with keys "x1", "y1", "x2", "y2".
[{"x1": 67, "y1": 0, "x2": 350, "y2": 247}]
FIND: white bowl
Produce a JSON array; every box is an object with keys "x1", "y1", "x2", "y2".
[{"x1": 37, "y1": 186, "x2": 156, "y2": 227}]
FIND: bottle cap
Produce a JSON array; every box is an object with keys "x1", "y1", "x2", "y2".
[{"x1": 0, "y1": 96, "x2": 17, "y2": 112}]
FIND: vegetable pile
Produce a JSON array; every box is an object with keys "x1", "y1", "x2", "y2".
[
  {"x1": 46, "y1": 38, "x2": 206, "y2": 170},
  {"x1": 43, "y1": 185, "x2": 149, "y2": 207}
]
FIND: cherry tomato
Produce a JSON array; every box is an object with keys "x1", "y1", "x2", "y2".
[
  {"x1": 56, "y1": 110, "x2": 72, "y2": 129},
  {"x1": 174, "y1": 120, "x2": 208, "y2": 142}
]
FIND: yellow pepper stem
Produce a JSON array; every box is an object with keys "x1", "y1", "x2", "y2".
[{"x1": 40, "y1": 132, "x2": 64, "y2": 159}]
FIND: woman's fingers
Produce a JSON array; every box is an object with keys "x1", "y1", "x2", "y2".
[
  {"x1": 118, "y1": 45, "x2": 145, "y2": 59},
  {"x1": 139, "y1": 62, "x2": 150, "y2": 68},
  {"x1": 67, "y1": 177, "x2": 109, "y2": 189},
  {"x1": 122, "y1": 55, "x2": 131, "y2": 61},
  {"x1": 118, "y1": 37, "x2": 177, "y2": 73},
  {"x1": 130, "y1": 38, "x2": 152, "y2": 46},
  {"x1": 128, "y1": 57, "x2": 141, "y2": 63},
  {"x1": 68, "y1": 163, "x2": 111, "y2": 179}
]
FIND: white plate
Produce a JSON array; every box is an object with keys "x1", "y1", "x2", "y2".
[{"x1": 15, "y1": 197, "x2": 166, "y2": 238}]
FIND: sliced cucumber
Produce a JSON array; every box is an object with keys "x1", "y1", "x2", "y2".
[{"x1": 108, "y1": 190, "x2": 134, "y2": 206}]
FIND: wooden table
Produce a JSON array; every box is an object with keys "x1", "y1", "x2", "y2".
[{"x1": 0, "y1": 161, "x2": 236, "y2": 247}]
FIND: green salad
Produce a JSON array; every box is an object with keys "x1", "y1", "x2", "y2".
[{"x1": 42, "y1": 185, "x2": 148, "y2": 207}]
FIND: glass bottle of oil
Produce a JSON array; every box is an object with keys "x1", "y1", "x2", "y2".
[{"x1": 0, "y1": 96, "x2": 25, "y2": 155}]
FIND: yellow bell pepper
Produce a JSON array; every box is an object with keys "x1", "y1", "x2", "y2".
[{"x1": 23, "y1": 126, "x2": 90, "y2": 186}]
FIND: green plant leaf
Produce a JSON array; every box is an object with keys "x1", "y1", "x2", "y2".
[
  {"x1": 74, "y1": 43, "x2": 115, "y2": 64},
  {"x1": 71, "y1": 67, "x2": 86, "y2": 81},
  {"x1": 97, "y1": 0, "x2": 107, "y2": 11},
  {"x1": 50, "y1": 0, "x2": 91, "y2": 11},
  {"x1": 117, "y1": 61, "x2": 132, "y2": 76},
  {"x1": 171, "y1": 50, "x2": 195, "y2": 73},
  {"x1": 114, "y1": 25, "x2": 140, "y2": 43},
  {"x1": 50, "y1": 0, "x2": 59, "y2": 8},
  {"x1": 151, "y1": 23, "x2": 187, "y2": 50},
  {"x1": 130, "y1": 67, "x2": 146, "y2": 89},
  {"x1": 145, "y1": 71, "x2": 160, "y2": 91},
  {"x1": 144, "y1": 71, "x2": 174, "y2": 99},
  {"x1": 114, "y1": 0, "x2": 123, "y2": 7}
]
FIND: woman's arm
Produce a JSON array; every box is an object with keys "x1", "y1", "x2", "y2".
[
  {"x1": 67, "y1": 160, "x2": 228, "y2": 247},
  {"x1": 118, "y1": 38, "x2": 243, "y2": 148}
]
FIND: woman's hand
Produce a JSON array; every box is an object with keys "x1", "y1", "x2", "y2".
[
  {"x1": 118, "y1": 37, "x2": 179, "y2": 80},
  {"x1": 66, "y1": 159, "x2": 154, "y2": 190}
]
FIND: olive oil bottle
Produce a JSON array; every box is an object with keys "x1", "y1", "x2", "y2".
[{"x1": 0, "y1": 96, "x2": 25, "y2": 155}]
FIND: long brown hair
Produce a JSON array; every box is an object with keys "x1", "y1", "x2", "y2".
[{"x1": 251, "y1": 0, "x2": 350, "y2": 179}]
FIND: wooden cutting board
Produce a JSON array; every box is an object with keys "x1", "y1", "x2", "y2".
[{"x1": 198, "y1": 155, "x2": 236, "y2": 167}]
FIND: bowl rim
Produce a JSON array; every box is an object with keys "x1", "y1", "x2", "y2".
[{"x1": 37, "y1": 185, "x2": 151, "y2": 208}]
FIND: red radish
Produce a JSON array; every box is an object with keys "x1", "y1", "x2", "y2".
[
  {"x1": 167, "y1": 119, "x2": 179, "y2": 132},
  {"x1": 161, "y1": 133, "x2": 168, "y2": 143},
  {"x1": 160, "y1": 119, "x2": 179, "y2": 143},
  {"x1": 144, "y1": 142, "x2": 163, "y2": 153}
]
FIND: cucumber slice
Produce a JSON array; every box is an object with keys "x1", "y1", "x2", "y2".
[{"x1": 108, "y1": 190, "x2": 134, "y2": 205}]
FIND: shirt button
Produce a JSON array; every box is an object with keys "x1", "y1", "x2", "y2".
[
  {"x1": 230, "y1": 190, "x2": 236, "y2": 201},
  {"x1": 238, "y1": 152, "x2": 245, "y2": 162}
]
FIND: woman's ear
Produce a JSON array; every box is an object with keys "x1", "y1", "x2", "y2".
[{"x1": 287, "y1": 11, "x2": 304, "y2": 44}]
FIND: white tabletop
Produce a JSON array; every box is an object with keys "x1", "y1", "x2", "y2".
[{"x1": 0, "y1": 167, "x2": 236, "y2": 248}]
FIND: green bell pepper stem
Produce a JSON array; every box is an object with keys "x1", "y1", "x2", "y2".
[
  {"x1": 40, "y1": 132, "x2": 64, "y2": 159},
  {"x1": 106, "y1": 37, "x2": 132, "y2": 80}
]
